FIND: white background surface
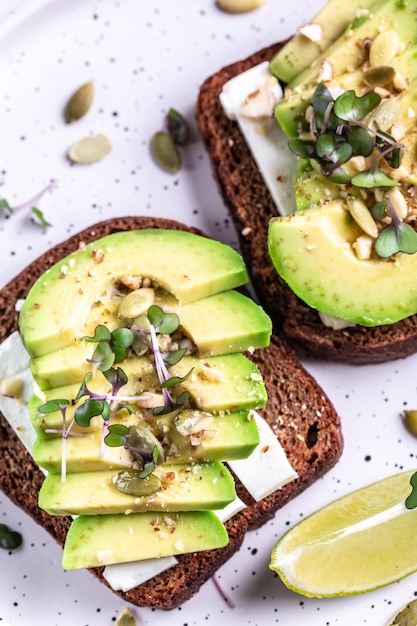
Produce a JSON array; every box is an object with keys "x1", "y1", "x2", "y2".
[{"x1": 1, "y1": 1, "x2": 417, "y2": 625}]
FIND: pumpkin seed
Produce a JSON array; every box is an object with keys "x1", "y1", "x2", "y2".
[
  {"x1": 166, "y1": 108, "x2": 189, "y2": 146},
  {"x1": 115, "y1": 608, "x2": 137, "y2": 626},
  {"x1": 151, "y1": 131, "x2": 181, "y2": 172},
  {"x1": 64, "y1": 81, "x2": 94, "y2": 124},
  {"x1": 174, "y1": 410, "x2": 214, "y2": 436},
  {"x1": 217, "y1": 0, "x2": 266, "y2": 12},
  {"x1": 113, "y1": 469, "x2": 161, "y2": 497},
  {"x1": 67, "y1": 134, "x2": 112, "y2": 164},
  {"x1": 369, "y1": 30, "x2": 399, "y2": 67},
  {"x1": 129, "y1": 425, "x2": 165, "y2": 465},
  {"x1": 386, "y1": 597, "x2": 417, "y2": 625},
  {"x1": 118, "y1": 287, "x2": 155, "y2": 319},
  {"x1": 363, "y1": 65, "x2": 396, "y2": 88},
  {"x1": 404, "y1": 410, "x2": 417, "y2": 436},
  {"x1": 346, "y1": 195, "x2": 379, "y2": 238}
]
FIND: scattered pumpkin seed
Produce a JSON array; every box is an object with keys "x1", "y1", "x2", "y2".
[
  {"x1": 386, "y1": 598, "x2": 417, "y2": 625},
  {"x1": 167, "y1": 108, "x2": 189, "y2": 146},
  {"x1": 346, "y1": 195, "x2": 379, "y2": 238},
  {"x1": 64, "y1": 81, "x2": 95, "y2": 124},
  {"x1": 151, "y1": 131, "x2": 181, "y2": 172},
  {"x1": 67, "y1": 134, "x2": 112, "y2": 164},
  {"x1": 115, "y1": 607, "x2": 137, "y2": 626},
  {"x1": 113, "y1": 469, "x2": 161, "y2": 497},
  {"x1": 118, "y1": 287, "x2": 156, "y2": 319},
  {"x1": 363, "y1": 65, "x2": 396, "y2": 88},
  {"x1": 404, "y1": 410, "x2": 417, "y2": 436},
  {"x1": 217, "y1": 0, "x2": 266, "y2": 12}
]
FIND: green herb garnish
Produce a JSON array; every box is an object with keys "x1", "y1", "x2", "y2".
[
  {"x1": 289, "y1": 84, "x2": 403, "y2": 188},
  {"x1": 289, "y1": 84, "x2": 417, "y2": 258},
  {"x1": 38, "y1": 305, "x2": 194, "y2": 485},
  {"x1": 0, "y1": 179, "x2": 56, "y2": 226}
]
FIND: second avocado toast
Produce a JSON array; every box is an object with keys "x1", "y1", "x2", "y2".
[
  {"x1": 0, "y1": 215, "x2": 342, "y2": 609},
  {"x1": 197, "y1": 0, "x2": 417, "y2": 364}
]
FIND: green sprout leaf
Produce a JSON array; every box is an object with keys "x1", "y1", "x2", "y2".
[
  {"x1": 89, "y1": 341, "x2": 115, "y2": 371},
  {"x1": 82, "y1": 325, "x2": 112, "y2": 343},
  {"x1": 163, "y1": 347, "x2": 187, "y2": 367},
  {"x1": 104, "y1": 423, "x2": 130, "y2": 447},
  {"x1": 375, "y1": 222, "x2": 417, "y2": 258},
  {"x1": 31, "y1": 207, "x2": 51, "y2": 227},
  {"x1": 148, "y1": 305, "x2": 179, "y2": 334},
  {"x1": 351, "y1": 169, "x2": 399, "y2": 188},
  {"x1": 371, "y1": 200, "x2": 387, "y2": 221},
  {"x1": 288, "y1": 138, "x2": 316, "y2": 159},
  {"x1": 111, "y1": 327, "x2": 134, "y2": 348},
  {"x1": 74, "y1": 399, "x2": 110, "y2": 427},
  {"x1": 38, "y1": 398, "x2": 69, "y2": 414},
  {"x1": 0, "y1": 198, "x2": 12, "y2": 213},
  {"x1": 344, "y1": 125, "x2": 374, "y2": 157},
  {"x1": 160, "y1": 368, "x2": 194, "y2": 389},
  {"x1": 333, "y1": 89, "x2": 381, "y2": 123},
  {"x1": 405, "y1": 471, "x2": 417, "y2": 509},
  {"x1": 103, "y1": 366, "x2": 128, "y2": 388},
  {"x1": 316, "y1": 134, "x2": 352, "y2": 164}
]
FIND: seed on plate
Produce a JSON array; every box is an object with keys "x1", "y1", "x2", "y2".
[
  {"x1": 67, "y1": 134, "x2": 112, "y2": 164},
  {"x1": 151, "y1": 131, "x2": 181, "y2": 173},
  {"x1": 217, "y1": 0, "x2": 266, "y2": 12},
  {"x1": 166, "y1": 108, "x2": 189, "y2": 146},
  {"x1": 115, "y1": 607, "x2": 138, "y2": 626},
  {"x1": 404, "y1": 410, "x2": 417, "y2": 436},
  {"x1": 386, "y1": 597, "x2": 417, "y2": 625},
  {"x1": 64, "y1": 81, "x2": 95, "y2": 124}
]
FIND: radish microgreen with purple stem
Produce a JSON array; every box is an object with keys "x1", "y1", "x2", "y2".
[
  {"x1": 0, "y1": 179, "x2": 57, "y2": 227},
  {"x1": 38, "y1": 305, "x2": 194, "y2": 492},
  {"x1": 288, "y1": 84, "x2": 417, "y2": 258}
]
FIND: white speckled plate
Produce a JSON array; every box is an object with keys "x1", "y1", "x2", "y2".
[{"x1": 1, "y1": 1, "x2": 417, "y2": 625}]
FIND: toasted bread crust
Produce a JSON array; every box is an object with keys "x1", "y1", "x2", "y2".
[
  {"x1": 0, "y1": 216, "x2": 342, "y2": 608},
  {"x1": 196, "y1": 43, "x2": 417, "y2": 364}
]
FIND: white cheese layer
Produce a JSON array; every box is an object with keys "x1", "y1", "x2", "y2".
[
  {"x1": 219, "y1": 61, "x2": 297, "y2": 217},
  {"x1": 0, "y1": 331, "x2": 297, "y2": 591},
  {"x1": 228, "y1": 412, "x2": 298, "y2": 501}
]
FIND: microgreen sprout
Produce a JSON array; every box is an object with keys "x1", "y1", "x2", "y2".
[
  {"x1": 405, "y1": 471, "x2": 417, "y2": 509},
  {"x1": 374, "y1": 197, "x2": 417, "y2": 258},
  {"x1": 133, "y1": 304, "x2": 193, "y2": 415},
  {"x1": 0, "y1": 179, "x2": 57, "y2": 227},
  {"x1": 38, "y1": 305, "x2": 194, "y2": 487},
  {"x1": 289, "y1": 84, "x2": 403, "y2": 188}
]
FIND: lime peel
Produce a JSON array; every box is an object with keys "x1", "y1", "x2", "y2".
[{"x1": 270, "y1": 470, "x2": 417, "y2": 597}]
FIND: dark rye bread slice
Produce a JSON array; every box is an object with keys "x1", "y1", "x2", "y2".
[
  {"x1": 196, "y1": 43, "x2": 417, "y2": 365},
  {"x1": 0, "y1": 216, "x2": 342, "y2": 609}
]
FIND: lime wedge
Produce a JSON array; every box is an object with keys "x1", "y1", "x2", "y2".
[{"x1": 270, "y1": 469, "x2": 417, "y2": 597}]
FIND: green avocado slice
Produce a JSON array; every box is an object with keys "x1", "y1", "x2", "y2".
[
  {"x1": 38, "y1": 461, "x2": 235, "y2": 516},
  {"x1": 32, "y1": 409, "x2": 259, "y2": 472},
  {"x1": 268, "y1": 201, "x2": 417, "y2": 326},
  {"x1": 62, "y1": 510, "x2": 229, "y2": 569},
  {"x1": 19, "y1": 229, "x2": 249, "y2": 358}
]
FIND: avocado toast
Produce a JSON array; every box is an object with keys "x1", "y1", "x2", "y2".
[
  {"x1": 196, "y1": 0, "x2": 417, "y2": 364},
  {"x1": 0, "y1": 215, "x2": 342, "y2": 609}
]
